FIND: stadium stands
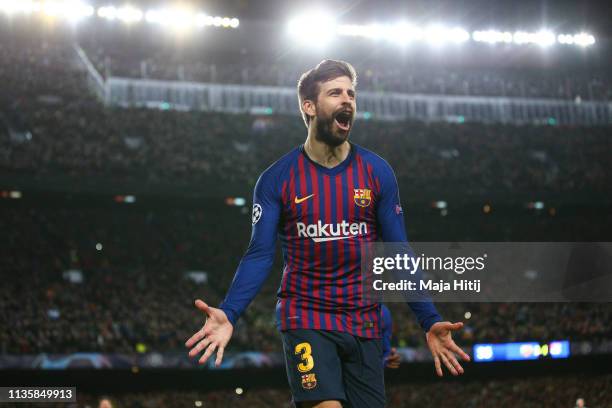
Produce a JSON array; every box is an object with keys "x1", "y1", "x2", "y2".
[
  {"x1": 81, "y1": 42, "x2": 612, "y2": 100},
  {"x1": 1, "y1": 207, "x2": 611, "y2": 354},
  {"x1": 0, "y1": 19, "x2": 610, "y2": 408},
  {"x1": 12, "y1": 375, "x2": 612, "y2": 408}
]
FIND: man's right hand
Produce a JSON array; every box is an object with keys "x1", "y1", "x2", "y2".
[{"x1": 185, "y1": 299, "x2": 234, "y2": 367}]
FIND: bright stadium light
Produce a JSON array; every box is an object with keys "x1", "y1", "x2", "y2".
[
  {"x1": 41, "y1": 1, "x2": 94, "y2": 21},
  {"x1": 0, "y1": 0, "x2": 40, "y2": 14},
  {"x1": 513, "y1": 31, "x2": 530, "y2": 44},
  {"x1": 534, "y1": 30, "x2": 555, "y2": 47},
  {"x1": 97, "y1": 5, "x2": 117, "y2": 19},
  {"x1": 424, "y1": 24, "x2": 448, "y2": 44},
  {"x1": 288, "y1": 10, "x2": 337, "y2": 46},
  {"x1": 98, "y1": 5, "x2": 145, "y2": 23},
  {"x1": 195, "y1": 13, "x2": 212, "y2": 27},
  {"x1": 145, "y1": 7, "x2": 196, "y2": 29},
  {"x1": 573, "y1": 32, "x2": 596, "y2": 47},
  {"x1": 116, "y1": 5, "x2": 142, "y2": 23},
  {"x1": 423, "y1": 25, "x2": 468, "y2": 45},
  {"x1": 388, "y1": 23, "x2": 423, "y2": 44},
  {"x1": 512, "y1": 30, "x2": 555, "y2": 46},
  {"x1": 194, "y1": 13, "x2": 239, "y2": 28},
  {"x1": 449, "y1": 27, "x2": 470, "y2": 43},
  {"x1": 472, "y1": 30, "x2": 513, "y2": 44}
]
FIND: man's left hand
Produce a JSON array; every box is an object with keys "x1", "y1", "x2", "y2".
[{"x1": 426, "y1": 321, "x2": 470, "y2": 377}]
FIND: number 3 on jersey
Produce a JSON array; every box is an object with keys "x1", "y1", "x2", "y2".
[{"x1": 294, "y1": 342, "x2": 314, "y2": 372}]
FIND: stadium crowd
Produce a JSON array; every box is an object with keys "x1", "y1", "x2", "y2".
[
  {"x1": 1, "y1": 207, "x2": 611, "y2": 355},
  {"x1": 81, "y1": 42, "x2": 612, "y2": 101},
  {"x1": 0, "y1": 25, "x2": 610, "y2": 361},
  {"x1": 1, "y1": 33, "x2": 611, "y2": 196},
  {"x1": 1, "y1": 16, "x2": 611, "y2": 408},
  {"x1": 6, "y1": 375, "x2": 611, "y2": 407}
]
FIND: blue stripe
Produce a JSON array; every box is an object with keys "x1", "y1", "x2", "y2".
[
  {"x1": 294, "y1": 164, "x2": 304, "y2": 326},
  {"x1": 305, "y1": 165, "x2": 315, "y2": 329},
  {"x1": 317, "y1": 170, "x2": 327, "y2": 330},
  {"x1": 347, "y1": 164, "x2": 365, "y2": 335}
]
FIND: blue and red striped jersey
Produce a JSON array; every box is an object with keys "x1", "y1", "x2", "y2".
[{"x1": 219, "y1": 143, "x2": 441, "y2": 339}]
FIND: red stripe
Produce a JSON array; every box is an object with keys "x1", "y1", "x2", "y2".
[
  {"x1": 308, "y1": 162, "x2": 322, "y2": 330},
  {"x1": 287, "y1": 166, "x2": 298, "y2": 329},
  {"x1": 334, "y1": 174, "x2": 345, "y2": 332},
  {"x1": 297, "y1": 155, "x2": 309, "y2": 328},
  {"x1": 346, "y1": 162, "x2": 359, "y2": 335},
  {"x1": 323, "y1": 175, "x2": 333, "y2": 330}
]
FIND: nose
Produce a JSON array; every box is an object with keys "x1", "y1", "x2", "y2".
[{"x1": 340, "y1": 91, "x2": 355, "y2": 106}]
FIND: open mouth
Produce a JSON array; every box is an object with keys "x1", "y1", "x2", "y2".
[{"x1": 334, "y1": 110, "x2": 353, "y2": 132}]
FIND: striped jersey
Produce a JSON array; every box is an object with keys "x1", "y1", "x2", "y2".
[{"x1": 219, "y1": 143, "x2": 441, "y2": 338}]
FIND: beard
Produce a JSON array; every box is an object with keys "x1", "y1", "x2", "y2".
[{"x1": 313, "y1": 110, "x2": 350, "y2": 147}]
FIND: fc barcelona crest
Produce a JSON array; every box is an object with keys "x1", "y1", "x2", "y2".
[
  {"x1": 301, "y1": 373, "x2": 318, "y2": 390},
  {"x1": 354, "y1": 188, "x2": 372, "y2": 207}
]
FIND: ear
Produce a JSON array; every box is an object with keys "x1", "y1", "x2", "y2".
[{"x1": 302, "y1": 99, "x2": 316, "y2": 119}]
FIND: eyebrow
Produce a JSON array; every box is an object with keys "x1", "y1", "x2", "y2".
[{"x1": 327, "y1": 88, "x2": 356, "y2": 96}]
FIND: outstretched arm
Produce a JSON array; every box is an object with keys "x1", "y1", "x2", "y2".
[
  {"x1": 376, "y1": 161, "x2": 469, "y2": 376},
  {"x1": 185, "y1": 171, "x2": 281, "y2": 366}
]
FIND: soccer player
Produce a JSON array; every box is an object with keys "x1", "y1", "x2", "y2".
[{"x1": 186, "y1": 60, "x2": 470, "y2": 408}]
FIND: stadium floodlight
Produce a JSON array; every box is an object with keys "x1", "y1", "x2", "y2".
[
  {"x1": 424, "y1": 24, "x2": 448, "y2": 45},
  {"x1": 573, "y1": 32, "x2": 596, "y2": 47},
  {"x1": 513, "y1": 30, "x2": 555, "y2": 46},
  {"x1": 557, "y1": 34, "x2": 574, "y2": 45},
  {"x1": 195, "y1": 13, "x2": 212, "y2": 27},
  {"x1": 116, "y1": 5, "x2": 142, "y2": 23},
  {"x1": 337, "y1": 22, "x2": 424, "y2": 44},
  {"x1": 194, "y1": 13, "x2": 239, "y2": 28},
  {"x1": 288, "y1": 10, "x2": 337, "y2": 46},
  {"x1": 512, "y1": 31, "x2": 530, "y2": 44},
  {"x1": 423, "y1": 25, "x2": 469, "y2": 45},
  {"x1": 41, "y1": 1, "x2": 94, "y2": 21},
  {"x1": 534, "y1": 30, "x2": 555, "y2": 47},
  {"x1": 472, "y1": 30, "x2": 513, "y2": 44},
  {"x1": 388, "y1": 23, "x2": 423, "y2": 44},
  {"x1": 145, "y1": 7, "x2": 195, "y2": 30},
  {"x1": 449, "y1": 27, "x2": 470, "y2": 43},
  {"x1": 97, "y1": 5, "x2": 116, "y2": 19},
  {"x1": 0, "y1": 0, "x2": 40, "y2": 14},
  {"x1": 336, "y1": 24, "x2": 363, "y2": 37}
]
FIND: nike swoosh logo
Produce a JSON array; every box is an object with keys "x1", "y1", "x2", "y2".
[{"x1": 294, "y1": 194, "x2": 315, "y2": 204}]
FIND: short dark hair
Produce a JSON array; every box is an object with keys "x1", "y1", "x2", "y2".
[{"x1": 297, "y1": 59, "x2": 357, "y2": 128}]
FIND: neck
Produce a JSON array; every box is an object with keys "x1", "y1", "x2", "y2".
[{"x1": 304, "y1": 129, "x2": 350, "y2": 169}]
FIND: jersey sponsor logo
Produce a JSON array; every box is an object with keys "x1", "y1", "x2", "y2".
[
  {"x1": 294, "y1": 194, "x2": 315, "y2": 204},
  {"x1": 296, "y1": 220, "x2": 367, "y2": 242},
  {"x1": 252, "y1": 204, "x2": 263, "y2": 225},
  {"x1": 301, "y1": 373, "x2": 317, "y2": 390},
  {"x1": 354, "y1": 188, "x2": 372, "y2": 207}
]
